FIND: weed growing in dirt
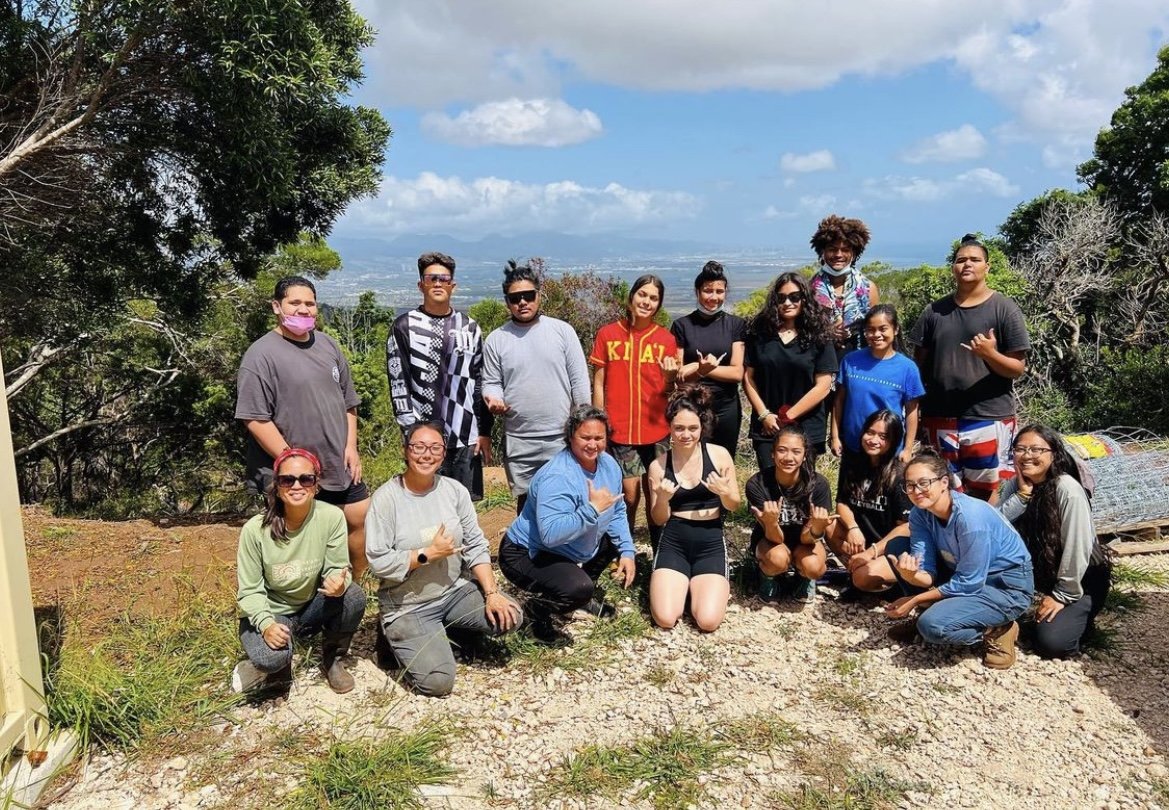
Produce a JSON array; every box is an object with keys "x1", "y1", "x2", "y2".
[
  {"x1": 284, "y1": 723, "x2": 456, "y2": 810},
  {"x1": 832, "y1": 653, "x2": 866, "y2": 679},
  {"x1": 498, "y1": 606, "x2": 651, "y2": 674},
  {"x1": 642, "y1": 663, "x2": 675, "y2": 687},
  {"x1": 475, "y1": 482, "x2": 514, "y2": 513},
  {"x1": 875, "y1": 727, "x2": 918, "y2": 751},
  {"x1": 541, "y1": 713, "x2": 802, "y2": 808},
  {"x1": 541, "y1": 725, "x2": 733, "y2": 809},
  {"x1": 44, "y1": 589, "x2": 242, "y2": 750},
  {"x1": 773, "y1": 766, "x2": 928, "y2": 809},
  {"x1": 1111, "y1": 562, "x2": 1169, "y2": 590},
  {"x1": 812, "y1": 683, "x2": 871, "y2": 716}
]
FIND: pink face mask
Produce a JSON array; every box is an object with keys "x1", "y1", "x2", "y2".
[{"x1": 281, "y1": 314, "x2": 317, "y2": 334}]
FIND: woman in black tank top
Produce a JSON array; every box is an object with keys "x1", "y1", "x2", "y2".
[{"x1": 646, "y1": 385, "x2": 740, "y2": 632}]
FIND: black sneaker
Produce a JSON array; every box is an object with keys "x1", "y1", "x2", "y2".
[
  {"x1": 530, "y1": 617, "x2": 573, "y2": 647},
  {"x1": 583, "y1": 598, "x2": 616, "y2": 619}
]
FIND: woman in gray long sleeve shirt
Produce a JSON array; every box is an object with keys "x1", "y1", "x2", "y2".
[
  {"x1": 365, "y1": 422, "x2": 523, "y2": 696},
  {"x1": 998, "y1": 424, "x2": 1111, "y2": 658}
]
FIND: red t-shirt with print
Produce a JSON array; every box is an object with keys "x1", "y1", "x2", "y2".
[{"x1": 589, "y1": 320, "x2": 677, "y2": 445}]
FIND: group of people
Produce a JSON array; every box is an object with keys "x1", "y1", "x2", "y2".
[{"x1": 230, "y1": 215, "x2": 1113, "y2": 698}]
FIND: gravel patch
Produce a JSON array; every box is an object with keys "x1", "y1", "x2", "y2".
[{"x1": 50, "y1": 555, "x2": 1169, "y2": 809}]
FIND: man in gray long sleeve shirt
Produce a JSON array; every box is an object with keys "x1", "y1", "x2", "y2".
[{"x1": 482, "y1": 261, "x2": 592, "y2": 511}]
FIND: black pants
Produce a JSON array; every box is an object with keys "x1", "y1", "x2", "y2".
[
  {"x1": 708, "y1": 394, "x2": 741, "y2": 457},
  {"x1": 1031, "y1": 564, "x2": 1111, "y2": 659},
  {"x1": 498, "y1": 534, "x2": 619, "y2": 622}
]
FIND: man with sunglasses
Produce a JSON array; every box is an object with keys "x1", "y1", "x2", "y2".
[
  {"x1": 387, "y1": 252, "x2": 493, "y2": 499},
  {"x1": 482, "y1": 260, "x2": 591, "y2": 513}
]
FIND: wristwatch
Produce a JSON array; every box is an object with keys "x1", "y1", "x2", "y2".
[{"x1": 416, "y1": 550, "x2": 429, "y2": 565}]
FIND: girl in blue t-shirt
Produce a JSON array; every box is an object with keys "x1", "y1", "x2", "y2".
[{"x1": 830, "y1": 304, "x2": 924, "y2": 464}]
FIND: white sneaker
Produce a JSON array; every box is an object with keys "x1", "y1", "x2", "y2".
[{"x1": 231, "y1": 660, "x2": 267, "y2": 693}]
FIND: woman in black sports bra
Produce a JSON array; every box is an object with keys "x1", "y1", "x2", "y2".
[{"x1": 647, "y1": 385, "x2": 740, "y2": 631}]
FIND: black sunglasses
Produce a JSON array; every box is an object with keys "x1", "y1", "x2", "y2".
[
  {"x1": 505, "y1": 290, "x2": 538, "y2": 305},
  {"x1": 777, "y1": 292, "x2": 804, "y2": 305},
  {"x1": 276, "y1": 473, "x2": 318, "y2": 488}
]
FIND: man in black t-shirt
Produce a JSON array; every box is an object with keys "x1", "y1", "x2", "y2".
[{"x1": 908, "y1": 235, "x2": 1030, "y2": 502}]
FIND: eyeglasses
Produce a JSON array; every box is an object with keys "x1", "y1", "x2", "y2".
[
  {"x1": 903, "y1": 476, "x2": 945, "y2": 493},
  {"x1": 505, "y1": 290, "x2": 538, "y2": 305},
  {"x1": 1013, "y1": 446, "x2": 1053, "y2": 457},
  {"x1": 276, "y1": 473, "x2": 318, "y2": 488},
  {"x1": 407, "y1": 442, "x2": 446, "y2": 456},
  {"x1": 422, "y1": 274, "x2": 453, "y2": 286},
  {"x1": 776, "y1": 292, "x2": 804, "y2": 305}
]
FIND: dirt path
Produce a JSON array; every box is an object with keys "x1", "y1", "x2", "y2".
[{"x1": 21, "y1": 508, "x2": 1169, "y2": 809}]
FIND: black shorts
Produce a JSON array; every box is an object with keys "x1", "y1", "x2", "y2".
[
  {"x1": 653, "y1": 517, "x2": 727, "y2": 578},
  {"x1": 316, "y1": 480, "x2": 371, "y2": 506}
]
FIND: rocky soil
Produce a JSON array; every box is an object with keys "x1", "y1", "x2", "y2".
[{"x1": 22, "y1": 508, "x2": 1169, "y2": 809}]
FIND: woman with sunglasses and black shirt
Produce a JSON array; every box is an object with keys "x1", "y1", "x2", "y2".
[
  {"x1": 233, "y1": 448, "x2": 366, "y2": 694},
  {"x1": 743, "y1": 272, "x2": 837, "y2": 468},
  {"x1": 997, "y1": 424, "x2": 1111, "y2": 658}
]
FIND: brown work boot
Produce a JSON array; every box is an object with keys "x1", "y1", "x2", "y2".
[
  {"x1": 983, "y1": 621, "x2": 1019, "y2": 670},
  {"x1": 886, "y1": 619, "x2": 920, "y2": 645},
  {"x1": 321, "y1": 633, "x2": 356, "y2": 694}
]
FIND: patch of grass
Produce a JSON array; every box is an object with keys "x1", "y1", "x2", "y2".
[
  {"x1": 643, "y1": 663, "x2": 675, "y2": 687},
  {"x1": 44, "y1": 589, "x2": 242, "y2": 751},
  {"x1": 43, "y1": 525, "x2": 76, "y2": 541},
  {"x1": 284, "y1": 723, "x2": 457, "y2": 810},
  {"x1": 875, "y1": 728, "x2": 918, "y2": 751},
  {"x1": 719, "y1": 712, "x2": 803, "y2": 753},
  {"x1": 475, "y1": 483, "x2": 514, "y2": 513},
  {"x1": 1103, "y1": 588, "x2": 1145, "y2": 614},
  {"x1": 832, "y1": 653, "x2": 865, "y2": 679},
  {"x1": 931, "y1": 682, "x2": 961, "y2": 696},
  {"x1": 812, "y1": 684, "x2": 870, "y2": 716},
  {"x1": 541, "y1": 725, "x2": 734, "y2": 809},
  {"x1": 1111, "y1": 562, "x2": 1169, "y2": 590},
  {"x1": 774, "y1": 766, "x2": 928, "y2": 809}
]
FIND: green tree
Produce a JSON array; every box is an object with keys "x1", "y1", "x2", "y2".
[{"x1": 1078, "y1": 45, "x2": 1169, "y2": 226}]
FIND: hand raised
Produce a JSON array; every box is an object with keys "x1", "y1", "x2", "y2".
[
  {"x1": 886, "y1": 551, "x2": 920, "y2": 579},
  {"x1": 317, "y1": 571, "x2": 348, "y2": 597},
  {"x1": 587, "y1": 479, "x2": 620, "y2": 513},
  {"x1": 430, "y1": 523, "x2": 463, "y2": 560},
  {"x1": 961, "y1": 328, "x2": 998, "y2": 359},
  {"x1": 749, "y1": 499, "x2": 781, "y2": 526},
  {"x1": 654, "y1": 476, "x2": 679, "y2": 499},
  {"x1": 659, "y1": 355, "x2": 680, "y2": 376},
  {"x1": 696, "y1": 352, "x2": 724, "y2": 377},
  {"x1": 808, "y1": 504, "x2": 833, "y2": 535},
  {"x1": 704, "y1": 467, "x2": 735, "y2": 497}
]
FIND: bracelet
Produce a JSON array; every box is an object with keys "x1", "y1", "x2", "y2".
[
  {"x1": 848, "y1": 526, "x2": 861, "y2": 534},
  {"x1": 808, "y1": 527, "x2": 825, "y2": 541},
  {"x1": 760, "y1": 410, "x2": 772, "y2": 420}
]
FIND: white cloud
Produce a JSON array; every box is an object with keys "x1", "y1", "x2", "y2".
[
  {"x1": 900, "y1": 124, "x2": 988, "y2": 164},
  {"x1": 351, "y1": 1, "x2": 1168, "y2": 154},
  {"x1": 342, "y1": 172, "x2": 701, "y2": 237},
  {"x1": 759, "y1": 193, "x2": 837, "y2": 220},
  {"x1": 420, "y1": 98, "x2": 603, "y2": 147},
  {"x1": 866, "y1": 168, "x2": 1018, "y2": 202},
  {"x1": 780, "y1": 150, "x2": 836, "y2": 173}
]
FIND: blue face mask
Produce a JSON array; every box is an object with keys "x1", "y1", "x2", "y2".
[{"x1": 820, "y1": 262, "x2": 852, "y2": 278}]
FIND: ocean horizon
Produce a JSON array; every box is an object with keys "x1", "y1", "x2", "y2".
[{"x1": 314, "y1": 248, "x2": 935, "y2": 316}]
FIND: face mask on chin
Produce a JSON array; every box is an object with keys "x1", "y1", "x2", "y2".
[
  {"x1": 281, "y1": 314, "x2": 317, "y2": 334},
  {"x1": 697, "y1": 302, "x2": 723, "y2": 316},
  {"x1": 820, "y1": 262, "x2": 852, "y2": 278}
]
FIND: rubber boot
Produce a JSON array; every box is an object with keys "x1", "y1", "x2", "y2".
[{"x1": 321, "y1": 632, "x2": 356, "y2": 694}]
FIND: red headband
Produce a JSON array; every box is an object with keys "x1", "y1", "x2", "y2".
[{"x1": 273, "y1": 447, "x2": 321, "y2": 475}]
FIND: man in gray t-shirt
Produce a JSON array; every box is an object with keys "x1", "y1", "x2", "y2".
[
  {"x1": 482, "y1": 261, "x2": 591, "y2": 513},
  {"x1": 235, "y1": 275, "x2": 371, "y2": 576},
  {"x1": 908, "y1": 235, "x2": 1030, "y2": 502}
]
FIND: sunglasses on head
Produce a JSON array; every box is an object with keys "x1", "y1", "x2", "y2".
[
  {"x1": 777, "y1": 292, "x2": 804, "y2": 305},
  {"x1": 276, "y1": 473, "x2": 318, "y2": 488},
  {"x1": 505, "y1": 289, "x2": 538, "y2": 305}
]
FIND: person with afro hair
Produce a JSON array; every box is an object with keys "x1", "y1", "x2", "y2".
[{"x1": 809, "y1": 215, "x2": 880, "y2": 352}]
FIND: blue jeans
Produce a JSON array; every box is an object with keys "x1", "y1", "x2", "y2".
[
  {"x1": 916, "y1": 564, "x2": 1034, "y2": 647},
  {"x1": 239, "y1": 583, "x2": 366, "y2": 673}
]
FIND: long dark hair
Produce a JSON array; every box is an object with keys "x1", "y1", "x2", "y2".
[
  {"x1": 263, "y1": 448, "x2": 322, "y2": 543},
  {"x1": 840, "y1": 410, "x2": 905, "y2": 504},
  {"x1": 771, "y1": 423, "x2": 817, "y2": 516},
  {"x1": 748, "y1": 272, "x2": 831, "y2": 351},
  {"x1": 1013, "y1": 424, "x2": 1110, "y2": 593}
]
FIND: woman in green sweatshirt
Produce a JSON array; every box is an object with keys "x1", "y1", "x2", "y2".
[{"x1": 233, "y1": 448, "x2": 366, "y2": 694}]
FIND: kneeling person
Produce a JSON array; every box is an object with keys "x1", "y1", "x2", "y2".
[
  {"x1": 366, "y1": 422, "x2": 522, "y2": 697},
  {"x1": 234, "y1": 448, "x2": 365, "y2": 694}
]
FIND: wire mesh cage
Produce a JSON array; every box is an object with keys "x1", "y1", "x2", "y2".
[{"x1": 1068, "y1": 427, "x2": 1169, "y2": 539}]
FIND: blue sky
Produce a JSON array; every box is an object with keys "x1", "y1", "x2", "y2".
[{"x1": 334, "y1": 1, "x2": 1169, "y2": 259}]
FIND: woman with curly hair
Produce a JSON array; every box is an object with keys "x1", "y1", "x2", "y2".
[
  {"x1": 743, "y1": 272, "x2": 837, "y2": 468},
  {"x1": 647, "y1": 385, "x2": 740, "y2": 631},
  {"x1": 810, "y1": 214, "x2": 880, "y2": 352},
  {"x1": 997, "y1": 424, "x2": 1111, "y2": 658}
]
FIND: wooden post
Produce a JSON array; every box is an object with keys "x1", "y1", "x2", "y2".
[{"x1": 0, "y1": 346, "x2": 49, "y2": 764}]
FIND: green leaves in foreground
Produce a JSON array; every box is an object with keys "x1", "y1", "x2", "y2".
[
  {"x1": 541, "y1": 714, "x2": 801, "y2": 809},
  {"x1": 284, "y1": 724, "x2": 456, "y2": 810},
  {"x1": 43, "y1": 592, "x2": 242, "y2": 750}
]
